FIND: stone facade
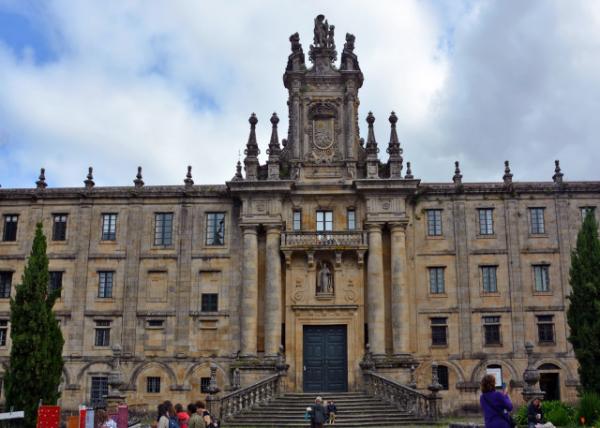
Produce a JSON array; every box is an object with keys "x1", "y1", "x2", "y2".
[{"x1": 0, "y1": 16, "x2": 596, "y2": 413}]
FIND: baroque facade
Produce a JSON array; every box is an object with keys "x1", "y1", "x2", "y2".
[{"x1": 0, "y1": 16, "x2": 596, "y2": 413}]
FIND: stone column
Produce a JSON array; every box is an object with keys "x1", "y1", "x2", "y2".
[
  {"x1": 240, "y1": 225, "x2": 259, "y2": 356},
  {"x1": 367, "y1": 223, "x2": 385, "y2": 356},
  {"x1": 390, "y1": 223, "x2": 409, "y2": 354},
  {"x1": 264, "y1": 225, "x2": 282, "y2": 356}
]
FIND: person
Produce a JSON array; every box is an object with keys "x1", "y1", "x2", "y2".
[
  {"x1": 175, "y1": 403, "x2": 189, "y2": 428},
  {"x1": 304, "y1": 406, "x2": 313, "y2": 426},
  {"x1": 195, "y1": 401, "x2": 214, "y2": 427},
  {"x1": 187, "y1": 404, "x2": 203, "y2": 428},
  {"x1": 157, "y1": 403, "x2": 170, "y2": 428},
  {"x1": 326, "y1": 400, "x2": 337, "y2": 425},
  {"x1": 96, "y1": 409, "x2": 116, "y2": 428},
  {"x1": 310, "y1": 396, "x2": 328, "y2": 428},
  {"x1": 480, "y1": 374, "x2": 513, "y2": 428},
  {"x1": 165, "y1": 402, "x2": 180, "y2": 428},
  {"x1": 528, "y1": 398, "x2": 555, "y2": 428}
]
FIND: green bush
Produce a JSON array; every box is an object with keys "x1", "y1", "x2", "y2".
[
  {"x1": 577, "y1": 392, "x2": 600, "y2": 426},
  {"x1": 542, "y1": 401, "x2": 576, "y2": 426},
  {"x1": 514, "y1": 404, "x2": 528, "y2": 426}
]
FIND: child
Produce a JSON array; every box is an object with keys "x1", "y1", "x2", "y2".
[{"x1": 326, "y1": 400, "x2": 337, "y2": 424}]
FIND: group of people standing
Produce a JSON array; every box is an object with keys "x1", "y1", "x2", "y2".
[
  {"x1": 305, "y1": 396, "x2": 337, "y2": 427},
  {"x1": 155, "y1": 400, "x2": 217, "y2": 428},
  {"x1": 480, "y1": 374, "x2": 555, "y2": 428}
]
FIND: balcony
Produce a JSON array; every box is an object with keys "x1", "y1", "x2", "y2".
[{"x1": 280, "y1": 231, "x2": 367, "y2": 250}]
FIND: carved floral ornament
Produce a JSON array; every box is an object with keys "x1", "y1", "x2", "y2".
[{"x1": 308, "y1": 102, "x2": 339, "y2": 161}]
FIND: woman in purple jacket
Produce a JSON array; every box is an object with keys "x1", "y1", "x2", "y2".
[{"x1": 480, "y1": 374, "x2": 513, "y2": 428}]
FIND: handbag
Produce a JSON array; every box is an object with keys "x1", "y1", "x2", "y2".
[{"x1": 482, "y1": 392, "x2": 516, "y2": 428}]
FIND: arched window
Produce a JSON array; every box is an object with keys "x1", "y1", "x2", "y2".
[{"x1": 437, "y1": 365, "x2": 449, "y2": 390}]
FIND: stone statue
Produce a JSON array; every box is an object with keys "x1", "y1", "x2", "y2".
[
  {"x1": 318, "y1": 262, "x2": 333, "y2": 293},
  {"x1": 313, "y1": 15, "x2": 328, "y2": 47},
  {"x1": 328, "y1": 25, "x2": 336, "y2": 51}
]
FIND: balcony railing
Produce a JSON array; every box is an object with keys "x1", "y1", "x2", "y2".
[{"x1": 281, "y1": 231, "x2": 367, "y2": 249}]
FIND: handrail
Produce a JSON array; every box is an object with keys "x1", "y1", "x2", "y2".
[
  {"x1": 281, "y1": 231, "x2": 367, "y2": 248},
  {"x1": 363, "y1": 371, "x2": 439, "y2": 420},
  {"x1": 220, "y1": 373, "x2": 281, "y2": 421}
]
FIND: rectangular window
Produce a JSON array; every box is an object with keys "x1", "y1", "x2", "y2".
[
  {"x1": 201, "y1": 293, "x2": 218, "y2": 312},
  {"x1": 426, "y1": 209, "x2": 443, "y2": 236},
  {"x1": 481, "y1": 266, "x2": 498, "y2": 293},
  {"x1": 147, "y1": 319, "x2": 165, "y2": 328},
  {"x1": 347, "y1": 209, "x2": 356, "y2": 231},
  {"x1": 428, "y1": 267, "x2": 445, "y2": 294},
  {"x1": 0, "y1": 272, "x2": 12, "y2": 299},
  {"x1": 90, "y1": 377, "x2": 108, "y2": 407},
  {"x1": 52, "y1": 214, "x2": 68, "y2": 241},
  {"x1": 48, "y1": 271, "x2": 63, "y2": 295},
  {"x1": 94, "y1": 320, "x2": 111, "y2": 347},
  {"x1": 147, "y1": 376, "x2": 161, "y2": 393},
  {"x1": 0, "y1": 320, "x2": 8, "y2": 346},
  {"x1": 529, "y1": 208, "x2": 545, "y2": 234},
  {"x1": 205, "y1": 212, "x2": 226, "y2": 246},
  {"x1": 483, "y1": 316, "x2": 501, "y2": 345},
  {"x1": 98, "y1": 271, "x2": 114, "y2": 298},
  {"x1": 478, "y1": 209, "x2": 494, "y2": 235},
  {"x1": 293, "y1": 210, "x2": 302, "y2": 231},
  {"x1": 431, "y1": 317, "x2": 448, "y2": 346},
  {"x1": 581, "y1": 206, "x2": 596, "y2": 220},
  {"x1": 316, "y1": 210, "x2": 333, "y2": 232},
  {"x1": 437, "y1": 365, "x2": 449, "y2": 390},
  {"x1": 3, "y1": 215, "x2": 18, "y2": 242},
  {"x1": 154, "y1": 213, "x2": 173, "y2": 246},
  {"x1": 533, "y1": 265, "x2": 550, "y2": 292},
  {"x1": 200, "y1": 377, "x2": 211, "y2": 393},
  {"x1": 537, "y1": 315, "x2": 555, "y2": 344},
  {"x1": 101, "y1": 213, "x2": 117, "y2": 241}
]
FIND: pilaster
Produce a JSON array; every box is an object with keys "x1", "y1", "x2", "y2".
[
  {"x1": 505, "y1": 198, "x2": 525, "y2": 356},
  {"x1": 453, "y1": 199, "x2": 472, "y2": 357},
  {"x1": 174, "y1": 203, "x2": 193, "y2": 355},
  {"x1": 264, "y1": 225, "x2": 282, "y2": 356},
  {"x1": 390, "y1": 222, "x2": 410, "y2": 355},
  {"x1": 240, "y1": 225, "x2": 259, "y2": 356},
  {"x1": 366, "y1": 223, "x2": 385, "y2": 355}
]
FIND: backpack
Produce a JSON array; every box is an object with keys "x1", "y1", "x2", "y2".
[
  {"x1": 168, "y1": 417, "x2": 180, "y2": 428},
  {"x1": 206, "y1": 412, "x2": 219, "y2": 428}
]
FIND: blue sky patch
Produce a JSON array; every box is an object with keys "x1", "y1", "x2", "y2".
[{"x1": 0, "y1": 9, "x2": 59, "y2": 64}]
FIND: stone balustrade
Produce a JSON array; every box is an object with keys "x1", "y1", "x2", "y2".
[
  {"x1": 281, "y1": 231, "x2": 367, "y2": 249},
  {"x1": 220, "y1": 373, "x2": 281, "y2": 421}
]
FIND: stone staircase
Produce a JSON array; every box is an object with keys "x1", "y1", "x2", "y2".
[{"x1": 222, "y1": 392, "x2": 430, "y2": 427}]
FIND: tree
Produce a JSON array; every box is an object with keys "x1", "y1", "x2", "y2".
[
  {"x1": 567, "y1": 211, "x2": 600, "y2": 394},
  {"x1": 4, "y1": 223, "x2": 64, "y2": 427}
]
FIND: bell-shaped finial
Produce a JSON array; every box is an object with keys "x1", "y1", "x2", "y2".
[
  {"x1": 503, "y1": 160, "x2": 513, "y2": 185},
  {"x1": 134, "y1": 166, "x2": 144, "y2": 188},
  {"x1": 453, "y1": 161, "x2": 462, "y2": 185},
  {"x1": 36, "y1": 168, "x2": 47, "y2": 189},
  {"x1": 232, "y1": 160, "x2": 244, "y2": 181},
  {"x1": 244, "y1": 113, "x2": 260, "y2": 158},
  {"x1": 365, "y1": 112, "x2": 378, "y2": 156},
  {"x1": 405, "y1": 161, "x2": 413, "y2": 179},
  {"x1": 386, "y1": 111, "x2": 402, "y2": 157},
  {"x1": 84, "y1": 166, "x2": 95, "y2": 189},
  {"x1": 552, "y1": 159, "x2": 564, "y2": 184},
  {"x1": 267, "y1": 112, "x2": 281, "y2": 158},
  {"x1": 184, "y1": 165, "x2": 194, "y2": 187}
]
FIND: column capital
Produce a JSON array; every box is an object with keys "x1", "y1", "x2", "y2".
[
  {"x1": 365, "y1": 222, "x2": 383, "y2": 232},
  {"x1": 265, "y1": 224, "x2": 282, "y2": 233},
  {"x1": 389, "y1": 221, "x2": 409, "y2": 233},
  {"x1": 240, "y1": 224, "x2": 259, "y2": 234}
]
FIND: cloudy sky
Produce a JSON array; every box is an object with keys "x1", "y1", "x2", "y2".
[{"x1": 1, "y1": 0, "x2": 599, "y2": 188}]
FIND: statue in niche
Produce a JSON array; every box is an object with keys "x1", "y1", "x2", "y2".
[{"x1": 317, "y1": 261, "x2": 333, "y2": 294}]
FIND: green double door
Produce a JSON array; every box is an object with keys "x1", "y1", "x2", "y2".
[{"x1": 303, "y1": 325, "x2": 348, "y2": 392}]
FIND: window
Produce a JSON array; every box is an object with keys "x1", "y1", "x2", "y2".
[
  {"x1": 529, "y1": 208, "x2": 545, "y2": 234},
  {"x1": 147, "y1": 319, "x2": 165, "y2": 328},
  {"x1": 293, "y1": 210, "x2": 302, "y2": 231},
  {"x1": 478, "y1": 209, "x2": 494, "y2": 235},
  {"x1": 3, "y1": 215, "x2": 18, "y2": 241},
  {"x1": 200, "y1": 377, "x2": 211, "y2": 393},
  {"x1": 52, "y1": 214, "x2": 68, "y2": 241},
  {"x1": 205, "y1": 212, "x2": 225, "y2": 246},
  {"x1": 98, "y1": 271, "x2": 114, "y2": 298},
  {"x1": 537, "y1": 315, "x2": 555, "y2": 344},
  {"x1": 49, "y1": 271, "x2": 63, "y2": 295},
  {"x1": 533, "y1": 265, "x2": 550, "y2": 292},
  {"x1": 0, "y1": 272, "x2": 12, "y2": 299},
  {"x1": 426, "y1": 209, "x2": 443, "y2": 236},
  {"x1": 428, "y1": 267, "x2": 445, "y2": 294},
  {"x1": 481, "y1": 266, "x2": 498, "y2": 293},
  {"x1": 316, "y1": 210, "x2": 333, "y2": 232},
  {"x1": 94, "y1": 320, "x2": 111, "y2": 347},
  {"x1": 0, "y1": 320, "x2": 8, "y2": 346},
  {"x1": 483, "y1": 316, "x2": 501, "y2": 345},
  {"x1": 201, "y1": 293, "x2": 218, "y2": 312},
  {"x1": 147, "y1": 377, "x2": 161, "y2": 393},
  {"x1": 431, "y1": 317, "x2": 448, "y2": 346},
  {"x1": 581, "y1": 206, "x2": 596, "y2": 220},
  {"x1": 101, "y1": 213, "x2": 117, "y2": 241},
  {"x1": 437, "y1": 365, "x2": 449, "y2": 390},
  {"x1": 154, "y1": 213, "x2": 173, "y2": 246},
  {"x1": 90, "y1": 377, "x2": 108, "y2": 407},
  {"x1": 347, "y1": 209, "x2": 356, "y2": 231}
]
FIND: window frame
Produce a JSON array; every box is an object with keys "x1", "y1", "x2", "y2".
[
  {"x1": 200, "y1": 377, "x2": 211, "y2": 393},
  {"x1": 292, "y1": 210, "x2": 302, "y2": 231},
  {"x1": 205, "y1": 212, "x2": 226, "y2": 246},
  {"x1": 483, "y1": 316, "x2": 502, "y2": 346},
  {"x1": 581, "y1": 206, "x2": 596, "y2": 220},
  {"x1": 478, "y1": 208, "x2": 494, "y2": 236},
  {"x1": 48, "y1": 271, "x2": 63, "y2": 295},
  {"x1": 0, "y1": 320, "x2": 8, "y2": 347},
  {"x1": 529, "y1": 207, "x2": 546, "y2": 235},
  {"x1": 94, "y1": 320, "x2": 111, "y2": 347},
  {"x1": 430, "y1": 317, "x2": 448, "y2": 347},
  {"x1": 316, "y1": 210, "x2": 333, "y2": 232},
  {"x1": 0, "y1": 272, "x2": 12, "y2": 299},
  {"x1": 347, "y1": 209, "x2": 356, "y2": 231},
  {"x1": 51, "y1": 213, "x2": 68, "y2": 241},
  {"x1": 536, "y1": 314, "x2": 555, "y2": 344},
  {"x1": 428, "y1": 267, "x2": 446, "y2": 295},
  {"x1": 481, "y1": 265, "x2": 498, "y2": 293},
  {"x1": 426, "y1": 209, "x2": 443, "y2": 237},
  {"x1": 101, "y1": 213, "x2": 118, "y2": 241},
  {"x1": 146, "y1": 376, "x2": 161, "y2": 393},
  {"x1": 533, "y1": 264, "x2": 550, "y2": 293},
  {"x1": 98, "y1": 271, "x2": 114, "y2": 299},
  {"x1": 90, "y1": 376, "x2": 109, "y2": 407},
  {"x1": 201, "y1": 293, "x2": 219, "y2": 312},
  {"x1": 154, "y1": 212, "x2": 174, "y2": 247},
  {"x1": 2, "y1": 214, "x2": 18, "y2": 242},
  {"x1": 437, "y1": 365, "x2": 449, "y2": 390}
]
